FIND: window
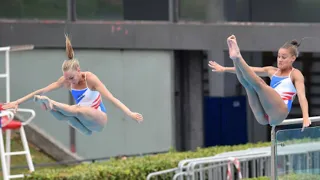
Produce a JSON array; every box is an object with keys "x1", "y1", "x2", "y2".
[
  {"x1": 76, "y1": 0, "x2": 123, "y2": 20},
  {"x1": 0, "y1": 0, "x2": 67, "y2": 19},
  {"x1": 179, "y1": 0, "x2": 206, "y2": 21}
]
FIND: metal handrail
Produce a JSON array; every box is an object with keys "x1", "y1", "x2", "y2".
[
  {"x1": 146, "y1": 167, "x2": 178, "y2": 180},
  {"x1": 278, "y1": 116, "x2": 320, "y2": 126},
  {"x1": 16, "y1": 108, "x2": 36, "y2": 125},
  {"x1": 0, "y1": 108, "x2": 36, "y2": 127},
  {"x1": 0, "y1": 110, "x2": 14, "y2": 127},
  {"x1": 173, "y1": 154, "x2": 270, "y2": 180},
  {"x1": 187, "y1": 153, "x2": 270, "y2": 173},
  {"x1": 173, "y1": 162, "x2": 230, "y2": 180}
]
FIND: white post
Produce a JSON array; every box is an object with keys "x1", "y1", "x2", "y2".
[
  {"x1": 270, "y1": 126, "x2": 277, "y2": 180},
  {"x1": 0, "y1": 111, "x2": 14, "y2": 180},
  {"x1": 0, "y1": 129, "x2": 9, "y2": 180},
  {"x1": 5, "y1": 50, "x2": 10, "y2": 103},
  {"x1": 20, "y1": 126, "x2": 35, "y2": 172},
  {"x1": 4, "y1": 50, "x2": 11, "y2": 176}
]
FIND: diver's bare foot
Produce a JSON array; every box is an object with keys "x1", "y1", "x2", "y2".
[{"x1": 227, "y1": 35, "x2": 242, "y2": 60}]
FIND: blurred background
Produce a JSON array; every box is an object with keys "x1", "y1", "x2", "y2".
[{"x1": 0, "y1": 0, "x2": 320, "y2": 169}]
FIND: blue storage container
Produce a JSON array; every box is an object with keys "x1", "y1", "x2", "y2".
[{"x1": 204, "y1": 96, "x2": 248, "y2": 147}]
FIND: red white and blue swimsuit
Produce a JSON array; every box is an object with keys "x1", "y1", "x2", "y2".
[
  {"x1": 70, "y1": 74, "x2": 107, "y2": 113},
  {"x1": 270, "y1": 68, "x2": 297, "y2": 112}
]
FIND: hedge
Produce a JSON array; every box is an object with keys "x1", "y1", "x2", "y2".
[
  {"x1": 278, "y1": 174, "x2": 320, "y2": 180},
  {"x1": 245, "y1": 174, "x2": 320, "y2": 180},
  {"x1": 23, "y1": 142, "x2": 270, "y2": 180},
  {"x1": 22, "y1": 139, "x2": 318, "y2": 180}
]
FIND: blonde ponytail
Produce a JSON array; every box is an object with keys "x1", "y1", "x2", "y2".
[
  {"x1": 62, "y1": 34, "x2": 80, "y2": 72},
  {"x1": 65, "y1": 34, "x2": 74, "y2": 60}
]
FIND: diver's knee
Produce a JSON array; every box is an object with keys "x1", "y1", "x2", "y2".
[
  {"x1": 269, "y1": 111, "x2": 288, "y2": 126},
  {"x1": 269, "y1": 119, "x2": 284, "y2": 126},
  {"x1": 257, "y1": 119, "x2": 269, "y2": 125},
  {"x1": 254, "y1": 113, "x2": 269, "y2": 125}
]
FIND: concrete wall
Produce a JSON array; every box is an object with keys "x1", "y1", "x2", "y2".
[{"x1": 0, "y1": 49, "x2": 174, "y2": 159}]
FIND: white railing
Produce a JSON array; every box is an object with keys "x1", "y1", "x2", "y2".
[
  {"x1": 146, "y1": 116, "x2": 320, "y2": 180},
  {"x1": 173, "y1": 153, "x2": 270, "y2": 180}
]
